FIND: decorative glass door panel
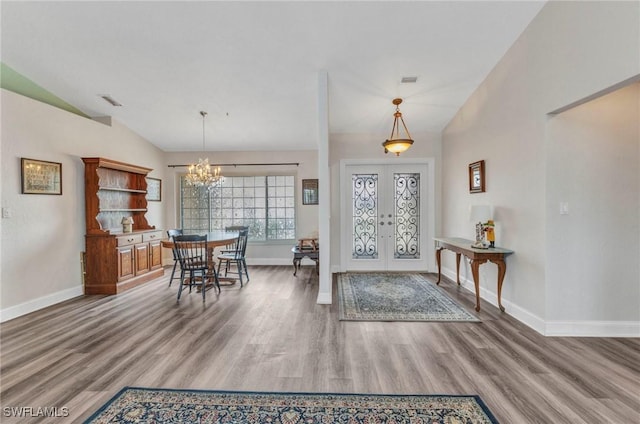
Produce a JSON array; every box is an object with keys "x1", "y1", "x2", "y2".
[
  {"x1": 352, "y1": 174, "x2": 378, "y2": 260},
  {"x1": 344, "y1": 163, "x2": 428, "y2": 271},
  {"x1": 393, "y1": 173, "x2": 420, "y2": 259}
]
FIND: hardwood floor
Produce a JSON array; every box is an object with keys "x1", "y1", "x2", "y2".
[{"x1": 1, "y1": 266, "x2": 638, "y2": 423}]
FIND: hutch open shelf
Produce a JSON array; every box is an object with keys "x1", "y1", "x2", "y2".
[{"x1": 82, "y1": 157, "x2": 163, "y2": 294}]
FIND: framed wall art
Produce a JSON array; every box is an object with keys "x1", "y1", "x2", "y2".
[
  {"x1": 302, "y1": 179, "x2": 318, "y2": 205},
  {"x1": 469, "y1": 160, "x2": 485, "y2": 194},
  {"x1": 146, "y1": 177, "x2": 162, "y2": 201},
  {"x1": 21, "y1": 158, "x2": 62, "y2": 195}
]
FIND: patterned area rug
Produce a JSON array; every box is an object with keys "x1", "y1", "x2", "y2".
[
  {"x1": 85, "y1": 387, "x2": 498, "y2": 423},
  {"x1": 338, "y1": 273, "x2": 480, "y2": 321}
]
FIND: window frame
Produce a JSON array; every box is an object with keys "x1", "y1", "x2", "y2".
[{"x1": 178, "y1": 171, "x2": 298, "y2": 243}]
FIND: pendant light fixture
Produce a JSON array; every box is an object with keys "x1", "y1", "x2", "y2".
[
  {"x1": 382, "y1": 98, "x2": 414, "y2": 156},
  {"x1": 186, "y1": 111, "x2": 222, "y2": 191}
]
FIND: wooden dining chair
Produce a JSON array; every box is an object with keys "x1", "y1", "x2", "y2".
[
  {"x1": 217, "y1": 229, "x2": 249, "y2": 287},
  {"x1": 174, "y1": 234, "x2": 218, "y2": 301},
  {"x1": 220, "y1": 225, "x2": 249, "y2": 253},
  {"x1": 166, "y1": 229, "x2": 183, "y2": 287}
]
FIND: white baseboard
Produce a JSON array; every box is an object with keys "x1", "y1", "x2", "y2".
[
  {"x1": 246, "y1": 258, "x2": 318, "y2": 266},
  {"x1": 441, "y1": 266, "x2": 503, "y2": 307},
  {"x1": 441, "y1": 267, "x2": 550, "y2": 335},
  {"x1": 545, "y1": 321, "x2": 640, "y2": 337},
  {"x1": 500, "y1": 298, "x2": 547, "y2": 335},
  {"x1": 453, "y1": 271, "x2": 547, "y2": 334},
  {"x1": 440, "y1": 266, "x2": 638, "y2": 337},
  {"x1": 246, "y1": 258, "x2": 292, "y2": 266},
  {"x1": 0, "y1": 285, "x2": 84, "y2": 323}
]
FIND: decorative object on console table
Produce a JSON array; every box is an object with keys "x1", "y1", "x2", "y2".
[
  {"x1": 302, "y1": 179, "x2": 318, "y2": 205},
  {"x1": 146, "y1": 177, "x2": 161, "y2": 201},
  {"x1": 469, "y1": 205, "x2": 491, "y2": 248},
  {"x1": 484, "y1": 219, "x2": 495, "y2": 248},
  {"x1": 468, "y1": 160, "x2": 485, "y2": 193},
  {"x1": 21, "y1": 158, "x2": 62, "y2": 195},
  {"x1": 82, "y1": 157, "x2": 163, "y2": 295},
  {"x1": 298, "y1": 238, "x2": 318, "y2": 250}
]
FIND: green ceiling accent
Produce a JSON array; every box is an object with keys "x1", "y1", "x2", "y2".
[{"x1": 1, "y1": 62, "x2": 89, "y2": 118}]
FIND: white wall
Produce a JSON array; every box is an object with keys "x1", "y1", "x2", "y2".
[
  {"x1": 442, "y1": 1, "x2": 639, "y2": 334},
  {"x1": 163, "y1": 150, "x2": 318, "y2": 264},
  {"x1": 1, "y1": 89, "x2": 166, "y2": 321},
  {"x1": 329, "y1": 130, "x2": 442, "y2": 271},
  {"x1": 546, "y1": 83, "x2": 639, "y2": 326},
  {"x1": 0, "y1": 90, "x2": 318, "y2": 320}
]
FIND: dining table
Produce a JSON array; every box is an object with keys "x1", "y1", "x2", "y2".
[{"x1": 161, "y1": 230, "x2": 240, "y2": 287}]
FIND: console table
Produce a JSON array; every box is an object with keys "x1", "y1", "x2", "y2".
[
  {"x1": 434, "y1": 237, "x2": 514, "y2": 312},
  {"x1": 291, "y1": 246, "x2": 319, "y2": 276}
]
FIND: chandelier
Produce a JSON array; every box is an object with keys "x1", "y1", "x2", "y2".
[
  {"x1": 382, "y1": 98, "x2": 414, "y2": 156},
  {"x1": 186, "y1": 111, "x2": 222, "y2": 191}
]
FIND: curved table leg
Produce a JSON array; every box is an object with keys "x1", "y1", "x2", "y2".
[
  {"x1": 469, "y1": 259, "x2": 487, "y2": 312},
  {"x1": 293, "y1": 257, "x2": 300, "y2": 276},
  {"x1": 491, "y1": 259, "x2": 507, "y2": 312},
  {"x1": 435, "y1": 247, "x2": 443, "y2": 284},
  {"x1": 434, "y1": 248, "x2": 462, "y2": 286}
]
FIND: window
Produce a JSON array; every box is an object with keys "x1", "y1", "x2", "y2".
[{"x1": 180, "y1": 175, "x2": 296, "y2": 241}]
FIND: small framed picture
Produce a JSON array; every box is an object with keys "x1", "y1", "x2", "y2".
[
  {"x1": 469, "y1": 160, "x2": 485, "y2": 193},
  {"x1": 302, "y1": 179, "x2": 318, "y2": 205},
  {"x1": 21, "y1": 158, "x2": 62, "y2": 195},
  {"x1": 146, "y1": 177, "x2": 161, "y2": 201}
]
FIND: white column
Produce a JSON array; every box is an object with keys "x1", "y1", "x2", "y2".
[{"x1": 316, "y1": 70, "x2": 332, "y2": 304}]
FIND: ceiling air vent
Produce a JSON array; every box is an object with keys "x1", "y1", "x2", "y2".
[
  {"x1": 401, "y1": 76, "x2": 418, "y2": 84},
  {"x1": 100, "y1": 95, "x2": 122, "y2": 107}
]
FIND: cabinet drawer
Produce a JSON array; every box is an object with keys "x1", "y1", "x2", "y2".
[
  {"x1": 116, "y1": 234, "x2": 143, "y2": 247},
  {"x1": 142, "y1": 230, "x2": 163, "y2": 242}
]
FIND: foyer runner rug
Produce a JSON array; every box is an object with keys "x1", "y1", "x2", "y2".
[
  {"x1": 338, "y1": 273, "x2": 480, "y2": 322},
  {"x1": 84, "y1": 387, "x2": 499, "y2": 423}
]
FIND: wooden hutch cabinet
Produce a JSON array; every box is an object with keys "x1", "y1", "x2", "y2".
[{"x1": 82, "y1": 157, "x2": 163, "y2": 294}]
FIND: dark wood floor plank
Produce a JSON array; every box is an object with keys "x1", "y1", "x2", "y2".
[{"x1": 1, "y1": 266, "x2": 638, "y2": 424}]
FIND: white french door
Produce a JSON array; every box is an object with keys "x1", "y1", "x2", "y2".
[{"x1": 342, "y1": 162, "x2": 430, "y2": 272}]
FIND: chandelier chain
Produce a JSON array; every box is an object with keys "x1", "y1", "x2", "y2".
[{"x1": 186, "y1": 110, "x2": 223, "y2": 191}]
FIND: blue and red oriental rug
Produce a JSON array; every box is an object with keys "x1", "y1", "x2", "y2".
[{"x1": 85, "y1": 387, "x2": 498, "y2": 423}]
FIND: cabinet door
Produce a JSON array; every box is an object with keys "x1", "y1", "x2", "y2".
[
  {"x1": 149, "y1": 240, "x2": 162, "y2": 270},
  {"x1": 134, "y1": 243, "x2": 150, "y2": 275},
  {"x1": 117, "y1": 246, "x2": 135, "y2": 281}
]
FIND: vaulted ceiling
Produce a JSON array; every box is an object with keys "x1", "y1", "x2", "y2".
[{"x1": 1, "y1": 1, "x2": 546, "y2": 152}]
